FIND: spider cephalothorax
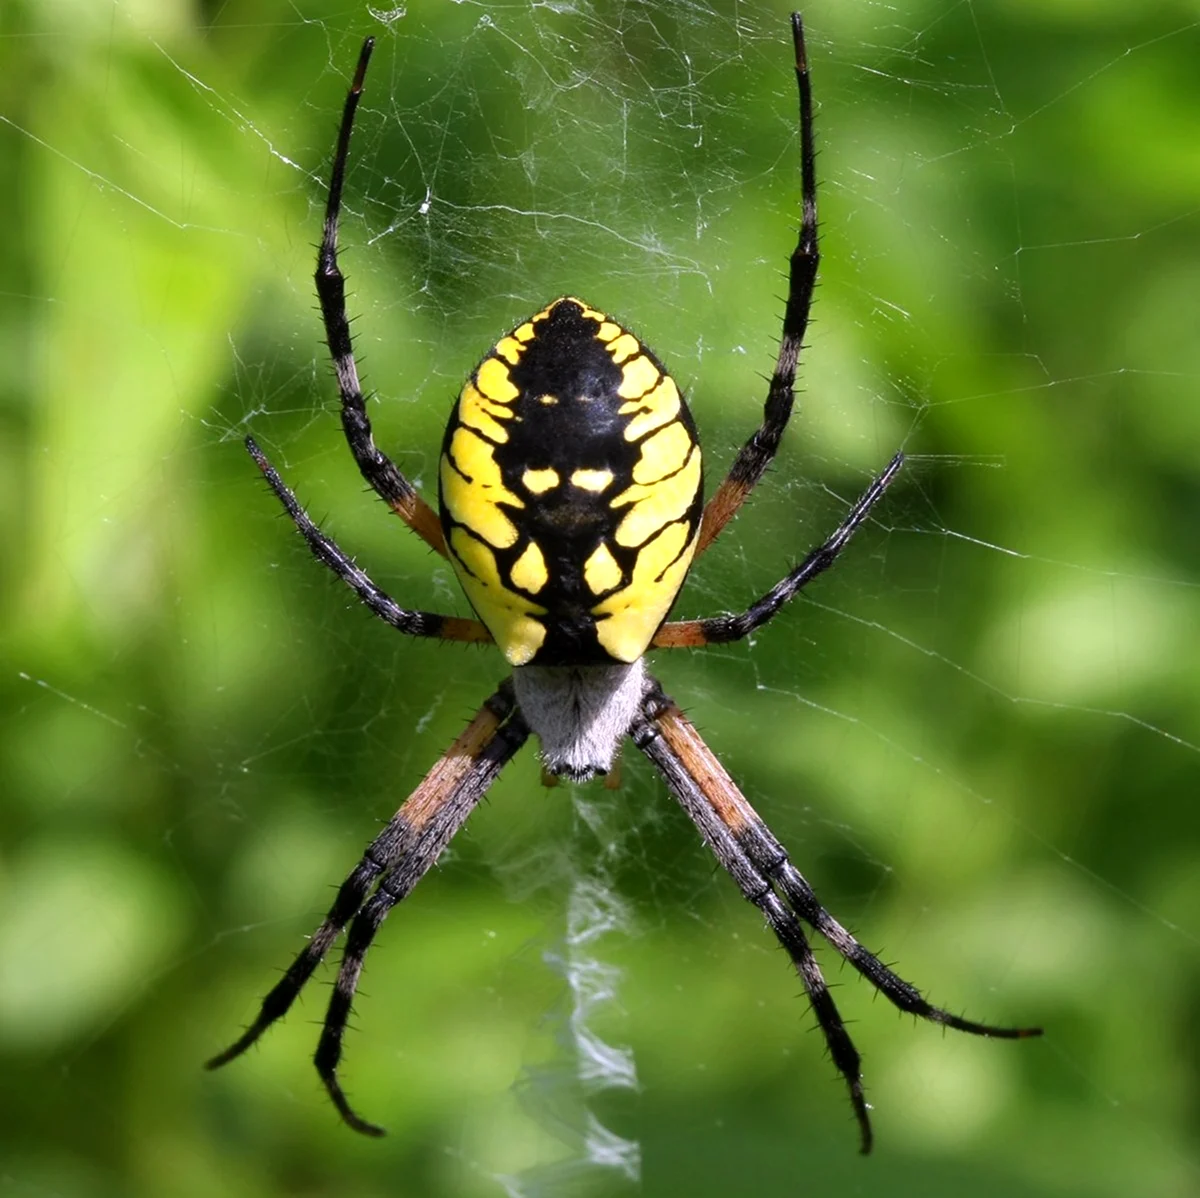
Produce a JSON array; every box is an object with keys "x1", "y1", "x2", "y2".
[{"x1": 208, "y1": 15, "x2": 1040, "y2": 1152}]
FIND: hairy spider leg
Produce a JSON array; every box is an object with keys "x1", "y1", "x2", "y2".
[
  {"x1": 655, "y1": 451, "x2": 903, "y2": 648},
  {"x1": 316, "y1": 36, "x2": 447, "y2": 556},
  {"x1": 630, "y1": 696, "x2": 873, "y2": 1151},
  {"x1": 207, "y1": 686, "x2": 529, "y2": 1138},
  {"x1": 633, "y1": 683, "x2": 1042, "y2": 1154},
  {"x1": 315, "y1": 702, "x2": 530, "y2": 1134},
  {"x1": 696, "y1": 13, "x2": 832, "y2": 554},
  {"x1": 246, "y1": 436, "x2": 490, "y2": 644}
]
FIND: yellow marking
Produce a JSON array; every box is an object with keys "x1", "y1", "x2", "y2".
[
  {"x1": 633, "y1": 421, "x2": 692, "y2": 484},
  {"x1": 449, "y1": 526, "x2": 503, "y2": 589},
  {"x1": 583, "y1": 543, "x2": 623, "y2": 595},
  {"x1": 496, "y1": 336, "x2": 523, "y2": 365},
  {"x1": 522, "y1": 467, "x2": 560, "y2": 494},
  {"x1": 622, "y1": 375, "x2": 681, "y2": 441},
  {"x1": 510, "y1": 542, "x2": 549, "y2": 593},
  {"x1": 594, "y1": 520, "x2": 697, "y2": 661},
  {"x1": 608, "y1": 333, "x2": 640, "y2": 364},
  {"x1": 459, "y1": 381, "x2": 513, "y2": 443},
  {"x1": 448, "y1": 528, "x2": 546, "y2": 666},
  {"x1": 635, "y1": 519, "x2": 693, "y2": 586},
  {"x1": 612, "y1": 444, "x2": 701, "y2": 548},
  {"x1": 537, "y1": 394, "x2": 559, "y2": 406},
  {"x1": 596, "y1": 322, "x2": 621, "y2": 342},
  {"x1": 570, "y1": 468, "x2": 614, "y2": 493},
  {"x1": 514, "y1": 322, "x2": 537, "y2": 342},
  {"x1": 618, "y1": 354, "x2": 659, "y2": 400},
  {"x1": 565, "y1": 297, "x2": 607, "y2": 322},
  {"x1": 441, "y1": 426, "x2": 522, "y2": 550},
  {"x1": 445, "y1": 426, "x2": 523, "y2": 511},
  {"x1": 477, "y1": 357, "x2": 519, "y2": 403}
]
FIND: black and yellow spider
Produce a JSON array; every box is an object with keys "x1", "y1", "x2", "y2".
[{"x1": 208, "y1": 15, "x2": 1040, "y2": 1152}]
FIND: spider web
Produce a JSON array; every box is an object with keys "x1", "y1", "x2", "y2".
[{"x1": 4, "y1": 1, "x2": 1200, "y2": 1196}]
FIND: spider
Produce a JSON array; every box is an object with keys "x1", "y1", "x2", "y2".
[{"x1": 207, "y1": 14, "x2": 1041, "y2": 1153}]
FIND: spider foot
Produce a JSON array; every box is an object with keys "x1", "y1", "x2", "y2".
[
  {"x1": 321, "y1": 1068, "x2": 386, "y2": 1138},
  {"x1": 932, "y1": 1007, "x2": 1044, "y2": 1040},
  {"x1": 205, "y1": 1018, "x2": 272, "y2": 1070},
  {"x1": 848, "y1": 1077, "x2": 873, "y2": 1156}
]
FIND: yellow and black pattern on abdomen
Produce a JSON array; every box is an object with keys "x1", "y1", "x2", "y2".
[{"x1": 439, "y1": 297, "x2": 703, "y2": 667}]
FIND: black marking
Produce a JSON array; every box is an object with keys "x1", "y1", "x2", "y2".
[{"x1": 648, "y1": 520, "x2": 696, "y2": 583}]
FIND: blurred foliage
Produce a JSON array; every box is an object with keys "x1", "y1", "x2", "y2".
[{"x1": 2, "y1": 0, "x2": 1198, "y2": 1195}]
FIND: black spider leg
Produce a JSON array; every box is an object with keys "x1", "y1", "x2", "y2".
[
  {"x1": 207, "y1": 686, "x2": 530, "y2": 1134},
  {"x1": 697, "y1": 12, "x2": 822, "y2": 555},
  {"x1": 316, "y1": 702, "x2": 531, "y2": 1135},
  {"x1": 740, "y1": 822, "x2": 1042, "y2": 1041},
  {"x1": 315, "y1": 36, "x2": 447, "y2": 556},
  {"x1": 246, "y1": 436, "x2": 490, "y2": 643},
  {"x1": 205, "y1": 685, "x2": 516, "y2": 1065},
  {"x1": 656, "y1": 450, "x2": 903, "y2": 648},
  {"x1": 629, "y1": 690, "x2": 874, "y2": 1153},
  {"x1": 634, "y1": 682, "x2": 1043, "y2": 1153}
]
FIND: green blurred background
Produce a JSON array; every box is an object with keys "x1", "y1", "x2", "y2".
[{"x1": 2, "y1": 0, "x2": 1198, "y2": 1194}]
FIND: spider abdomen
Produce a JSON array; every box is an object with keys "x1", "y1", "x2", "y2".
[{"x1": 439, "y1": 297, "x2": 704, "y2": 667}]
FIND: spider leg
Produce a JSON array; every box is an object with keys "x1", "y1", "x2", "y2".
[
  {"x1": 634, "y1": 684, "x2": 1041, "y2": 1151},
  {"x1": 314, "y1": 700, "x2": 531, "y2": 1135},
  {"x1": 654, "y1": 451, "x2": 903, "y2": 648},
  {"x1": 644, "y1": 687, "x2": 1042, "y2": 1036},
  {"x1": 629, "y1": 689, "x2": 873, "y2": 1152},
  {"x1": 696, "y1": 13, "x2": 820, "y2": 555},
  {"x1": 207, "y1": 685, "x2": 530, "y2": 1134},
  {"x1": 247, "y1": 436, "x2": 490, "y2": 644},
  {"x1": 316, "y1": 37, "x2": 447, "y2": 557}
]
